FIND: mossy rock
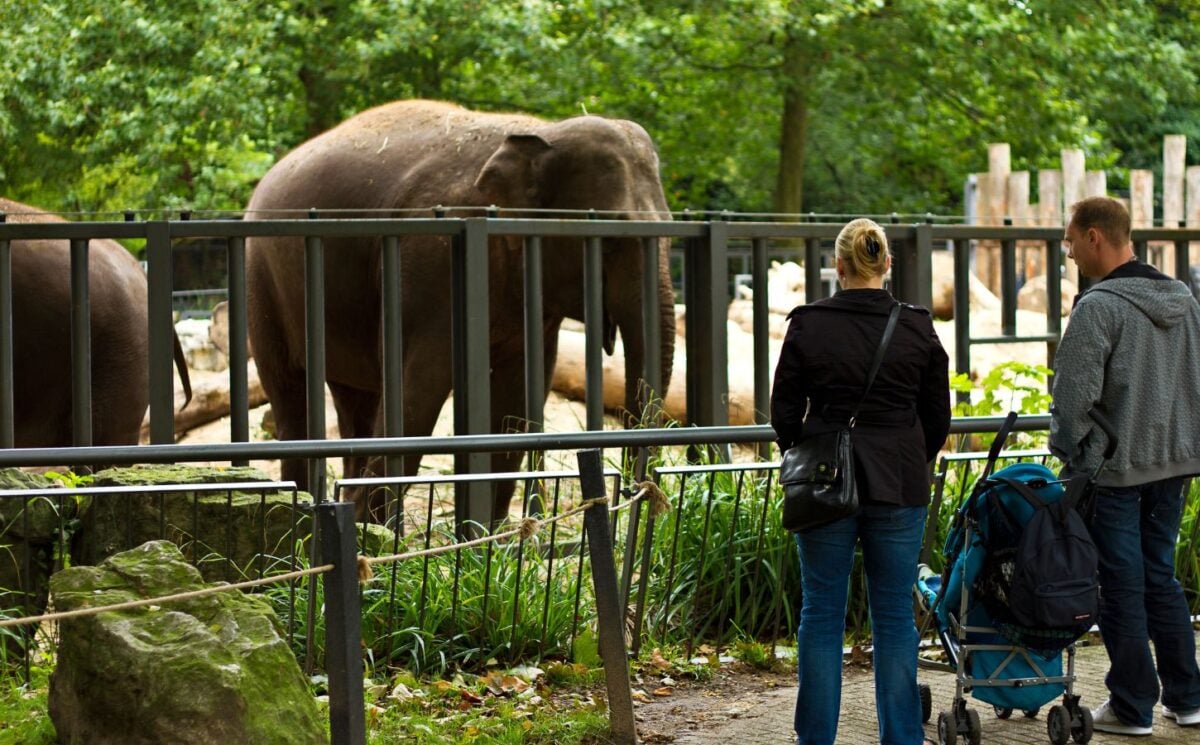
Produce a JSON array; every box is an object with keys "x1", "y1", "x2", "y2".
[
  {"x1": 73, "y1": 465, "x2": 398, "y2": 582},
  {"x1": 0, "y1": 468, "x2": 75, "y2": 664},
  {"x1": 48, "y1": 540, "x2": 325, "y2": 745}
]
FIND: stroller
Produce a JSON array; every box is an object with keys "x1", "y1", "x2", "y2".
[{"x1": 915, "y1": 410, "x2": 1117, "y2": 745}]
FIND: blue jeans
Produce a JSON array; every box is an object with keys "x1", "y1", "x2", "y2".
[
  {"x1": 793, "y1": 504, "x2": 927, "y2": 745},
  {"x1": 1089, "y1": 477, "x2": 1200, "y2": 726}
]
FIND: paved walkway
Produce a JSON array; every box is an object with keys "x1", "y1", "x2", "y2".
[{"x1": 673, "y1": 635, "x2": 1200, "y2": 744}]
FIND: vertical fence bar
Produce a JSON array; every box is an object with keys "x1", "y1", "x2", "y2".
[
  {"x1": 641, "y1": 236, "x2": 663, "y2": 404},
  {"x1": 583, "y1": 235, "x2": 604, "y2": 431},
  {"x1": 1133, "y1": 239, "x2": 1148, "y2": 265},
  {"x1": 69, "y1": 238, "x2": 93, "y2": 447},
  {"x1": 304, "y1": 215, "x2": 327, "y2": 503},
  {"x1": 227, "y1": 236, "x2": 249, "y2": 462},
  {"x1": 1175, "y1": 221, "x2": 1191, "y2": 285},
  {"x1": 524, "y1": 236, "x2": 546, "y2": 515},
  {"x1": 146, "y1": 221, "x2": 175, "y2": 444},
  {"x1": 1000, "y1": 219, "x2": 1017, "y2": 337},
  {"x1": 691, "y1": 221, "x2": 729, "y2": 430},
  {"x1": 952, "y1": 238, "x2": 971, "y2": 407},
  {"x1": 576, "y1": 449, "x2": 637, "y2": 745},
  {"x1": 1045, "y1": 238, "x2": 1063, "y2": 381},
  {"x1": 381, "y1": 235, "x2": 404, "y2": 515},
  {"x1": 804, "y1": 236, "x2": 823, "y2": 302},
  {"x1": 0, "y1": 212, "x2": 12, "y2": 448},
  {"x1": 912, "y1": 217, "x2": 934, "y2": 310},
  {"x1": 453, "y1": 219, "x2": 492, "y2": 532},
  {"x1": 317, "y1": 501, "x2": 366, "y2": 745},
  {"x1": 752, "y1": 238, "x2": 770, "y2": 458}
]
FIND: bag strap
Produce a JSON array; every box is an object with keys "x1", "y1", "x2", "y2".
[
  {"x1": 848, "y1": 303, "x2": 901, "y2": 428},
  {"x1": 980, "y1": 411, "x2": 1019, "y2": 481}
]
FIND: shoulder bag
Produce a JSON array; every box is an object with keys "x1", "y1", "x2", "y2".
[{"x1": 780, "y1": 303, "x2": 901, "y2": 532}]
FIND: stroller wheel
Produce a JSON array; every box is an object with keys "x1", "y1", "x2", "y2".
[
  {"x1": 1047, "y1": 704, "x2": 1071, "y2": 745},
  {"x1": 920, "y1": 683, "x2": 932, "y2": 723},
  {"x1": 965, "y1": 708, "x2": 982, "y2": 745},
  {"x1": 994, "y1": 706, "x2": 1013, "y2": 719},
  {"x1": 937, "y1": 711, "x2": 958, "y2": 745},
  {"x1": 1023, "y1": 708, "x2": 1040, "y2": 719},
  {"x1": 1072, "y1": 706, "x2": 1093, "y2": 743}
]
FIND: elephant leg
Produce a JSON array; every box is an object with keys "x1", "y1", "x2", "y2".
[
  {"x1": 487, "y1": 350, "x2": 534, "y2": 527},
  {"x1": 328, "y1": 381, "x2": 383, "y2": 516},
  {"x1": 249, "y1": 318, "x2": 311, "y2": 493}
]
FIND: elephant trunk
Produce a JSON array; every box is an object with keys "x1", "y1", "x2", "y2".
[{"x1": 612, "y1": 238, "x2": 676, "y2": 426}]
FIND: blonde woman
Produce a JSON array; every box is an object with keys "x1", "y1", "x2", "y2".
[{"x1": 771, "y1": 218, "x2": 951, "y2": 745}]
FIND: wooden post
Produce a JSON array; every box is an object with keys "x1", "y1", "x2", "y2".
[
  {"x1": 1188, "y1": 165, "x2": 1200, "y2": 269},
  {"x1": 1131, "y1": 170, "x2": 1155, "y2": 229},
  {"x1": 1085, "y1": 170, "x2": 1107, "y2": 198},
  {"x1": 1061, "y1": 149, "x2": 1085, "y2": 285},
  {"x1": 1163, "y1": 135, "x2": 1186, "y2": 273},
  {"x1": 1008, "y1": 171, "x2": 1038, "y2": 280},
  {"x1": 978, "y1": 143, "x2": 1010, "y2": 293},
  {"x1": 1038, "y1": 170, "x2": 1063, "y2": 225}
]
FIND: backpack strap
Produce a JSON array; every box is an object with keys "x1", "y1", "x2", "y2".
[{"x1": 980, "y1": 411, "x2": 1019, "y2": 481}]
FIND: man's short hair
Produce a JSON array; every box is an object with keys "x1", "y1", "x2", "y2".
[{"x1": 1069, "y1": 196, "x2": 1131, "y2": 248}]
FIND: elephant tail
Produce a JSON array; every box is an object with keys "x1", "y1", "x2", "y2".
[{"x1": 172, "y1": 331, "x2": 193, "y2": 410}]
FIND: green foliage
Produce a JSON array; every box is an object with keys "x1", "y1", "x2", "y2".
[
  {"x1": 2, "y1": 1, "x2": 1197, "y2": 215},
  {"x1": 950, "y1": 360, "x2": 1052, "y2": 452},
  {"x1": 642, "y1": 467, "x2": 799, "y2": 645}
]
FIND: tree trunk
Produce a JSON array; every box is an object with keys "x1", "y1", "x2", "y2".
[{"x1": 774, "y1": 34, "x2": 811, "y2": 216}]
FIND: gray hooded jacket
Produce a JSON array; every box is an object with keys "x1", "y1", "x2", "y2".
[{"x1": 1050, "y1": 273, "x2": 1200, "y2": 486}]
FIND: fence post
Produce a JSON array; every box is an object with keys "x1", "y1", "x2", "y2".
[
  {"x1": 0, "y1": 211, "x2": 11, "y2": 448},
  {"x1": 576, "y1": 449, "x2": 637, "y2": 745},
  {"x1": 146, "y1": 221, "x2": 175, "y2": 444},
  {"x1": 316, "y1": 501, "x2": 365, "y2": 745}
]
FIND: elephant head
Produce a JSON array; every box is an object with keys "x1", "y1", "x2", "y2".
[{"x1": 474, "y1": 116, "x2": 677, "y2": 421}]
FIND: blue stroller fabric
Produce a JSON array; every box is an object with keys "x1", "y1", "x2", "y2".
[{"x1": 921, "y1": 461, "x2": 1071, "y2": 711}]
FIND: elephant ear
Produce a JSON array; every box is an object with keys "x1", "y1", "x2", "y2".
[{"x1": 474, "y1": 133, "x2": 553, "y2": 207}]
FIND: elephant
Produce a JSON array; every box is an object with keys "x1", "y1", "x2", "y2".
[
  {"x1": 245, "y1": 100, "x2": 676, "y2": 524},
  {"x1": 0, "y1": 198, "x2": 191, "y2": 448}
]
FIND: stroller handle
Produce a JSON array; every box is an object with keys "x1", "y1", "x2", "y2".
[{"x1": 1088, "y1": 407, "x2": 1119, "y2": 460}]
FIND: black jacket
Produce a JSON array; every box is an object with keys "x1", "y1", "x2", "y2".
[{"x1": 770, "y1": 289, "x2": 952, "y2": 507}]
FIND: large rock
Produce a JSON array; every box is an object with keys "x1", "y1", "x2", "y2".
[
  {"x1": 1017, "y1": 273, "x2": 1078, "y2": 316},
  {"x1": 48, "y1": 540, "x2": 325, "y2": 745},
  {"x1": 72, "y1": 465, "x2": 396, "y2": 581}
]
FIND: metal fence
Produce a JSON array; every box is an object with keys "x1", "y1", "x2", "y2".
[{"x1": 3, "y1": 213, "x2": 1198, "y2": 523}]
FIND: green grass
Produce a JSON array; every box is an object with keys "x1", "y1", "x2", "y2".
[{"x1": 0, "y1": 663, "x2": 55, "y2": 745}]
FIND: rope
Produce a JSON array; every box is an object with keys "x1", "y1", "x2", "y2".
[
  {"x1": 357, "y1": 496, "x2": 610, "y2": 580},
  {"x1": 0, "y1": 481, "x2": 673, "y2": 625},
  {"x1": 0, "y1": 564, "x2": 334, "y2": 630}
]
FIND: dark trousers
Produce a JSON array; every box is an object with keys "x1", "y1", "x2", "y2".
[{"x1": 1088, "y1": 476, "x2": 1200, "y2": 726}]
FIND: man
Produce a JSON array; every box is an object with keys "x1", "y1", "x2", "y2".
[{"x1": 1051, "y1": 196, "x2": 1200, "y2": 736}]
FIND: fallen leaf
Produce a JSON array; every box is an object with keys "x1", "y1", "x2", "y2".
[{"x1": 652, "y1": 687, "x2": 674, "y2": 697}]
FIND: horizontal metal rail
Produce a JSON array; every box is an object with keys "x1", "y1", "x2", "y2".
[{"x1": 0, "y1": 416, "x2": 1051, "y2": 468}]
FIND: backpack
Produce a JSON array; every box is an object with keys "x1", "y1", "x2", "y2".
[{"x1": 987, "y1": 476, "x2": 1100, "y2": 633}]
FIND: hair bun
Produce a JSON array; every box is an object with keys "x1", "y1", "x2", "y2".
[{"x1": 865, "y1": 235, "x2": 881, "y2": 258}]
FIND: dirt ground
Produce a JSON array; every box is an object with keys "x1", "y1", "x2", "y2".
[{"x1": 624, "y1": 658, "x2": 826, "y2": 743}]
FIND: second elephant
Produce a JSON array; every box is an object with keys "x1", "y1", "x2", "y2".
[{"x1": 246, "y1": 100, "x2": 676, "y2": 523}]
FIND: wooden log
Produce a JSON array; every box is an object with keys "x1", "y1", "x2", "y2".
[
  {"x1": 1038, "y1": 170, "x2": 1063, "y2": 226},
  {"x1": 1188, "y1": 165, "x2": 1200, "y2": 271},
  {"x1": 1061, "y1": 149, "x2": 1085, "y2": 284},
  {"x1": 1163, "y1": 134, "x2": 1186, "y2": 272},
  {"x1": 1131, "y1": 170, "x2": 1154, "y2": 228},
  {"x1": 1085, "y1": 170, "x2": 1107, "y2": 197},
  {"x1": 139, "y1": 362, "x2": 269, "y2": 441},
  {"x1": 1009, "y1": 171, "x2": 1040, "y2": 280},
  {"x1": 978, "y1": 144, "x2": 1010, "y2": 293}
]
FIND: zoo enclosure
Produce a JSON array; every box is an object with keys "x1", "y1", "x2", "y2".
[{"x1": 3, "y1": 212, "x2": 1199, "y2": 526}]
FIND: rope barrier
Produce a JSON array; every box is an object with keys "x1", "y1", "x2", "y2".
[
  {"x1": 0, "y1": 479, "x2": 675, "y2": 626},
  {"x1": 359, "y1": 480, "x2": 672, "y2": 580},
  {"x1": 0, "y1": 563, "x2": 334, "y2": 630}
]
